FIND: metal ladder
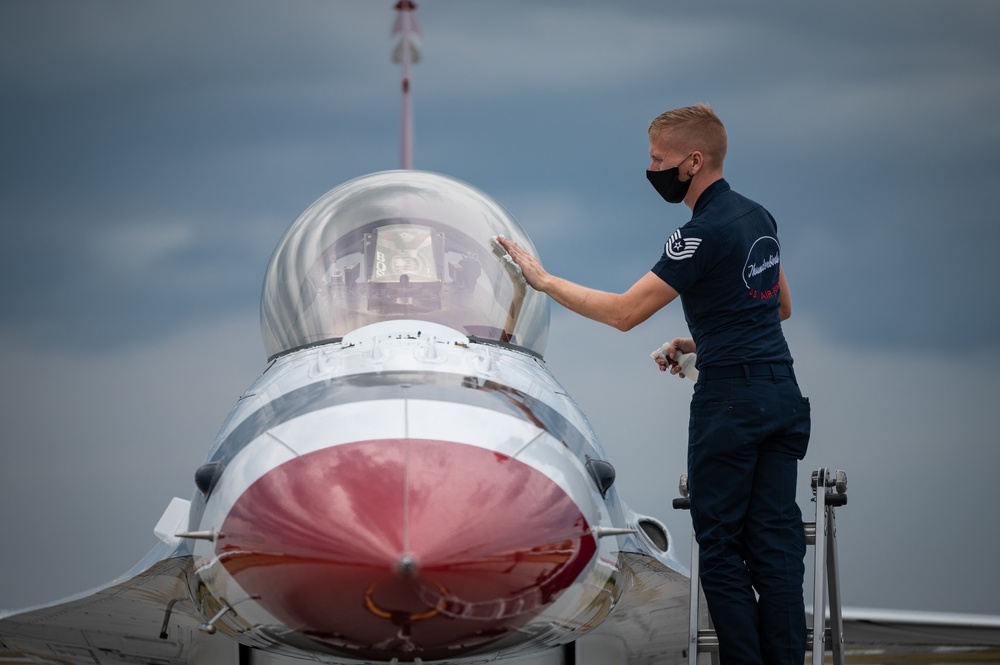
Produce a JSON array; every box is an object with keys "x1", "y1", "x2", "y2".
[{"x1": 672, "y1": 467, "x2": 848, "y2": 665}]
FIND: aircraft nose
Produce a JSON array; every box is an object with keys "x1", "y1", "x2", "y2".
[{"x1": 216, "y1": 439, "x2": 597, "y2": 659}]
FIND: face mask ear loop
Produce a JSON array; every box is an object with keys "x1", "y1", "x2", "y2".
[{"x1": 684, "y1": 152, "x2": 697, "y2": 180}]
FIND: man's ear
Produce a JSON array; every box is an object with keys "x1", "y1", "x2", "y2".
[{"x1": 689, "y1": 150, "x2": 704, "y2": 176}]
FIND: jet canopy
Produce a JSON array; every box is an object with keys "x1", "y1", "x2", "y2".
[{"x1": 261, "y1": 170, "x2": 550, "y2": 360}]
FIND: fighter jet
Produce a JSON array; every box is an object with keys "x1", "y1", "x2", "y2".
[
  {"x1": 3, "y1": 3, "x2": 1000, "y2": 664},
  {"x1": 0, "y1": 159, "x2": 696, "y2": 664}
]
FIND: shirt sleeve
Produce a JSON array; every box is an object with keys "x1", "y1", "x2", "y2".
[{"x1": 650, "y1": 221, "x2": 723, "y2": 294}]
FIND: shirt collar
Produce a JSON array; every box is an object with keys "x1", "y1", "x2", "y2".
[{"x1": 692, "y1": 178, "x2": 730, "y2": 216}]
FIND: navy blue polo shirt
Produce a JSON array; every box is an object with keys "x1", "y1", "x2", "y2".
[{"x1": 651, "y1": 179, "x2": 792, "y2": 368}]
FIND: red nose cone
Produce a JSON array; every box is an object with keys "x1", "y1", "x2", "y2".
[{"x1": 218, "y1": 439, "x2": 597, "y2": 659}]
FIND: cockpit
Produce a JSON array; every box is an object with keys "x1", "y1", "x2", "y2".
[{"x1": 260, "y1": 170, "x2": 550, "y2": 360}]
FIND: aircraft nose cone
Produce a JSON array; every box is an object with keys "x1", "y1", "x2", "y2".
[
  {"x1": 216, "y1": 439, "x2": 597, "y2": 659},
  {"x1": 394, "y1": 552, "x2": 419, "y2": 578}
]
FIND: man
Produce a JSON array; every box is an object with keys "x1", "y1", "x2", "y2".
[{"x1": 498, "y1": 103, "x2": 811, "y2": 665}]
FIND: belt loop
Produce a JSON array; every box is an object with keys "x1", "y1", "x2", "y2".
[
  {"x1": 770, "y1": 363, "x2": 777, "y2": 384},
  {"x1": 742, "y1": 363, "x2": 751, "y2": 386}
]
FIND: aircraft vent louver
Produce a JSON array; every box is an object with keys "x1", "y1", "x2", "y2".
[{"x1": 638, "y1": 518, "x2": 669, "y2": 552}]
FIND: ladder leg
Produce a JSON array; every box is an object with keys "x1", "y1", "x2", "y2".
[
  {"x1": 811, "y1": 468, "x2": 828, "y2": 665},
  {"x1": 688, "y1": 528, "x2": 700, "y2": 665},
  {"x1": 826, "y1": 505, "x2": 845, "y2": 665}
]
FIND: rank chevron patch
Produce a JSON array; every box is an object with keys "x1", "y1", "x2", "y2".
[{"x1": 665, "y1": 228, "x2": 702, "y2": 260}]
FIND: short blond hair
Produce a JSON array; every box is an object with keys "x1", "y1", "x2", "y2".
[{"x1": 649, "y1": 103, "x2": 728, "y2": 168}]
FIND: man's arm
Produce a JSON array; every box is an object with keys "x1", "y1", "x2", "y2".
[
  {"x1": 777, "y1": 266, "x2": 791, "y2": 321},
  {"x1": 497, "y1": 237, "x2": 678, "y2": 331}
]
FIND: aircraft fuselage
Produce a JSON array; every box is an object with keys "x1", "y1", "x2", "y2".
[{"x1": 185, "y1": 319, "x2": 631, "y2": 662}]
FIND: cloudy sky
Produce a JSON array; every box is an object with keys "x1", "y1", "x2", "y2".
[{"x1": 2, "y1": 1, "x2": 999, "y2": 618}]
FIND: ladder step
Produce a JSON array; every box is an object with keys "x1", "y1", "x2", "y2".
[
  {"x1": 804, "y1": 521, "x2": 816, "y2": 544},
  {"x1": 696, "y1": 628, "x2": 831, "y2": 652}
]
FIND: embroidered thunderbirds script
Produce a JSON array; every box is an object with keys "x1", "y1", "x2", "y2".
[
  {"x1": 742, "y1": 235, "x2": 781, "y2": 300},
  {"x1": 665, "y1": 228, "x2": 702, "y2": 260}
]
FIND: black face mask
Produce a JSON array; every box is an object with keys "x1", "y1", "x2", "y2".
[{"x1": 646, "y1": 154, "x2": 694, "y2": 204}]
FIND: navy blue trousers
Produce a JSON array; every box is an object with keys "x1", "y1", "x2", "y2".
[{"x1": 688, "y1": 370, "x2": 811, "y2": 665}]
